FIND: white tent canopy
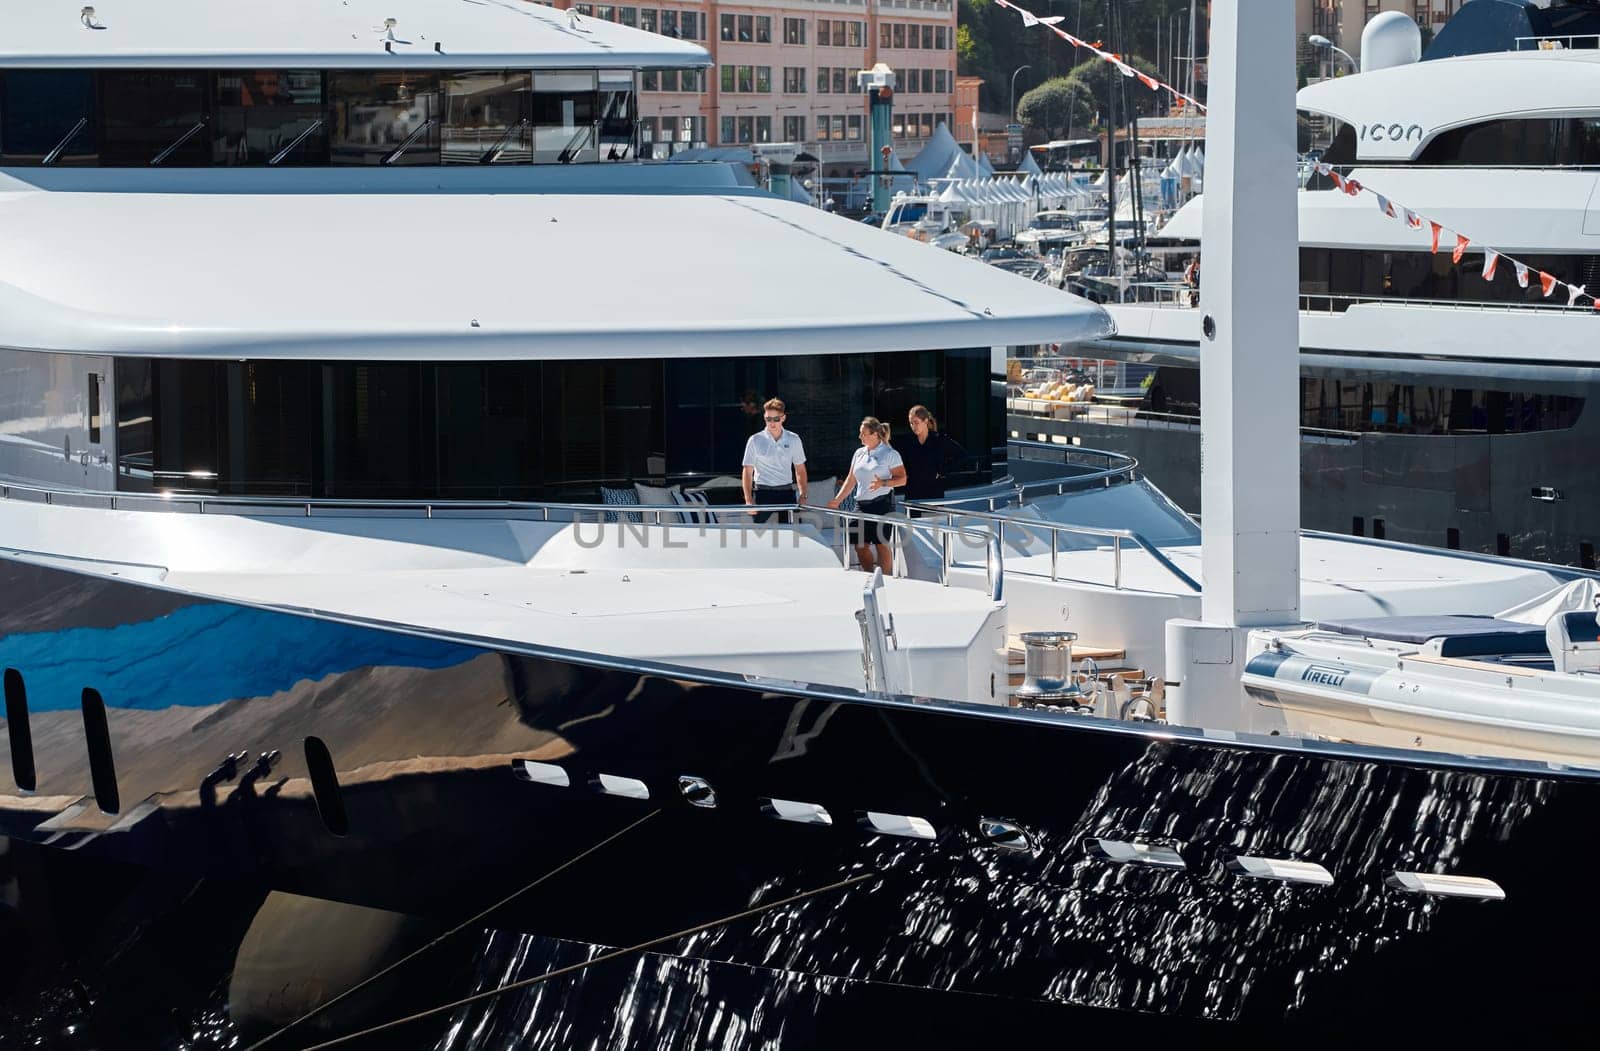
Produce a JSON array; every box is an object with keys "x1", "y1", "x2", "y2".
[{"x1": 909, "y1": 122, "x2": 979, "y2": 185}]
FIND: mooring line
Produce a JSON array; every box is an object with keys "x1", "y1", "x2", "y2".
[
  {"x1": 245, "y1": 807, "x2": 663, "y2": 1051},
  {"x1": 300, "y1": 870, "x2": 878, "y2": 1050}
]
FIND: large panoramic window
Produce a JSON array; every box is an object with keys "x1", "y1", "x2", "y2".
[
  {"x1": 213, "y1": 70, "x2": 326, "y2": 166},
  {"x1": 1300, "y1": 246, "x2": 1600, "y2": 309},
  {"x1": 531, "y1": 69, "x2": 598, "y2": 163},
  {"x1": 99, "y1": 71, "x2": 209, "y2": 166},
  {"x1": 0, "y1": 67, "x2": 636, "y2": 167},
  {"x1": 0, "y1": 70, "x2": 98, "y2": 165},
  {"x1": 112, "y1": 351, "x2": 1000, "y2": 500},
  {"x1": 328, "y1": 71, "x2": 441, "y2": 165},
  {"x1": 441, "y1": 71, "x2": 532, "y2": 164}
]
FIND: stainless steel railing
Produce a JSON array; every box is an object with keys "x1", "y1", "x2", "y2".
[
  {"x1": 0, "y1": 481, "x2": 1003, "y2": 597},
  {"x1": 902, "y1": 499, "x2": 1202, "y2": 594}
]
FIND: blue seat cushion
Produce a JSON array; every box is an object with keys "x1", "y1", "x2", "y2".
[{"x1": 1315, "y1": 615, "x2": 1549, "y2": 658}]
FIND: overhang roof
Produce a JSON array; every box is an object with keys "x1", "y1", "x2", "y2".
[
  {"x1": 0, "y1": 0, "x2": 710, "y2": 70},
  {"x1": 1297, "y1": 49, "x2": 1600, "y2": 162},
  {"x1": 0, "y1": 189, "x2": 1115, "y2": 359}
]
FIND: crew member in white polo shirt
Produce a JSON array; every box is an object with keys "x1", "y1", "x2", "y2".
[{"x1": 741, "y1": 398, "x2": 808, "y2": 523}]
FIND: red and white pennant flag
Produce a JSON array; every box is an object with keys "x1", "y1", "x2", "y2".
[
  {"x1": 1514, "y1": 261, "x2": 1531, "y2": 288},
  {"x1": 1452, "y1": 234, "x2": 1470, "y2": 265},
  {"x1": 1540, "y1": 271, "x2": 1558, "y2": 298},
  {"x1": 1482, "y1": 250, "x2": 1499, "y2": 281}
]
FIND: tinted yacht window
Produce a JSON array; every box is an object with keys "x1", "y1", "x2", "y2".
[
  {"x1": 99, "y1": 71, "x2": 209, "y2": 166},
  {"x1": 328, "y1": 72, "x2": 440, "y2": 165},
  {"x1": 0, "y1": 71, "x2": 97, "y2": 165},
  {"x1": 531, "y1": 70, "x2": 597, "y2": 163},
  {"x1": 213, "y1": 71, "x2": 325, "y2": 166},
  {"x1": 442, "y1": 71, "x2": 532, "y2": 164}
]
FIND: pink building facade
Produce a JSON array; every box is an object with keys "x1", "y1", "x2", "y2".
[{"x1": 555, "y1": 0, "x2": 957, "y2": 170}]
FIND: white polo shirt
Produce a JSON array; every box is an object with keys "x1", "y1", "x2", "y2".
[{"x1": 742, "y1": 428, "x2": 806, "y2": 487}]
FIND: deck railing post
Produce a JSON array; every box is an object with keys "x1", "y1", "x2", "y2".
[{"x1": 1114, "y1": 534, "x2": 1122, "y2": 589}]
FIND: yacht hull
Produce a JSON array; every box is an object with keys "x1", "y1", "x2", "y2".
[{"x1": 2, "y1": 554, "x2": 1598, "y2": 1033}]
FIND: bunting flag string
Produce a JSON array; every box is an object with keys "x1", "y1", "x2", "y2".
[
  {"x1": 992, "y1": 0, "x2": 1208, "y2": 113},
  {"x1": 992, "y1": 0, "x2": 1598, "y2": 312}
]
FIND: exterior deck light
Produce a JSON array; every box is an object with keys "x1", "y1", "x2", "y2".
[{"x1": 80, "y1": 6, "x2": 103, "y2": 29}]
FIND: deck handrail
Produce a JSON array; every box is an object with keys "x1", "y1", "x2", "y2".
[
  {"x1": 902, "y1": 498, "x2": 1202, "y2": 594},
  {"x1": 0, "y1": 482, "x2": 1003, "y2": 597}
]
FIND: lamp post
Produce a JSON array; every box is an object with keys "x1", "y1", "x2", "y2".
[
  {"x1": 1009, "y1": 64, "x2": 1032, "y2": 122},
  {"x1": 1308, "y1": 35, "x2": 1357, "y2": 76}
]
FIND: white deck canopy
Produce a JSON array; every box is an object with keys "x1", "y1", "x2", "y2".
[
  {"x1": 1298, "y1": 49, "x2": 1600, "y2": 162},
  {"x1": 0, "y1": 0, "x2": 710, "y2": 70},
  {"x1": 0, "y1": 188, "x2": 1115, "y2": 359}
]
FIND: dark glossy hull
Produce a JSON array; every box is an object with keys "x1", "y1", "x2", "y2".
[{"x1": 2, "y1": 554, "x2": 1598, "y2": 1034}]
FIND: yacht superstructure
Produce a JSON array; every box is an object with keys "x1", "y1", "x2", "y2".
[
  {"x1": 1026, "y1": 4, "x2": 1600, "y2": 566},
  {"x1": 6, "y1": 0, "x2": 1600, "y2": 1037}
]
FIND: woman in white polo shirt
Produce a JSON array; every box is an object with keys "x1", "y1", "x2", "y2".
[{"x1": 827, "y1": 416, "x2": 907, "y2": 574}]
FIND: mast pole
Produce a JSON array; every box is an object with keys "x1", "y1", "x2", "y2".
[{"x1": 1164, "y1": 0, "x2": 1300, "y2": 731}]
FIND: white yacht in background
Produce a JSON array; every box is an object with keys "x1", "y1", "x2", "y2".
[
  {"x1": 7, "y1": 0, "x2": 1600, "y2": 1038},
  {"x1": 1026, "y1": 0, "x2": 1600, "y2": 566}
]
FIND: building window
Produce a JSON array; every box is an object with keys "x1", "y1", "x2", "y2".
[
  {"x1": 893, "y1": 24, "x2": 905, "y2": 48},
  {"x1": 783, "y1": 115, "x2": 806, "y2": 141},
  {"x1": 922, "y1": 69, "x2": 933, "y2": 94},
  {"x1": 660, "y1": 10, "x2": 679, "y2": 37},
  {"x1": 935, "y1": 69, "x2": 948, "y2": 93},
  {"x1": 817, "y1": 114, "x2": 831, "y2": 141},
  {"x1": 756, "y1": 115, "x2": 771, "y2": 142},
  {"x1": 817, "y1": 67, "x2": 830, "y2": 93},
  {"x1": 641, "y1": 8, "x2": 657, "y2": 32},
  {"x1": 659, "y1": 68, "x2": 678, "y2": 92},
  {"x1": 639, "y1": 115, "x2": 656, "y2": 142},
  {"x1": 737, "y1": 65, "x2": 754, "y2": 93},
  {"x1": 830, "y1": 115, "x2": 846, "y2": 142},
  {"x1": 756, "y1": 16, "x2": 772, "y2": 43},
  {"x1": 738, "y1": 15, "x2": 753, "y2": 42},
  {"x1": 908, "y1": 23, "x2": 920, "y2": 49},
  {"x1": 720, "y1": 115, "x2": 734, "y2": 142},
  {"x1": 720, "y1": 13, "x2": 734, "y2": 41},
  {"x1": 595, "y1": 6, "x2": 614, "y2": 21},
  {"x1": 818, "y1": 18, "x2": 832, "y2": 46},
  {"x1": 881, "y1": 24, "x2": 892, "y2": 48},
  {"x1": 681, "y1": 11, "x2": 700, "y2": 40},
  {"x1": 720, "y1": 65, "x2": 735, "y2": 93},
  {"x1": 620, "y1": 7, "x2": 637, "y2": 28},
  {"x1": 783, "y1": 67, "x2": 807, "y2": 94},
  {"x1": 737, "y1": 115, "x2": 754, "y2": 143},
  {"x1": 756, "y1": 67, "x2": 771, "y2": 93},
  {"x1": 832, "y1": 69, "x2": 847, "y2": 94},
  {"x1": 783, "y1": 18, "x2": 807, "y2": 46},
  {"x1": 847, "y1": 114, "x2": 862, "y2": 141},
  {"x1": 922, "y1": 25, "x2": 934, "y2": 49}
]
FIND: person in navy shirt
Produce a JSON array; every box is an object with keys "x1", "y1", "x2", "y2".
[{"x1": 894, "y1": 404, "x2": 965, "y2": 506}]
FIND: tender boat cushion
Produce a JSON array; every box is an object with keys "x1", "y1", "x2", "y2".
[{"x1": 1315, "y1": 615, "x2": 1549, "y2": 658}]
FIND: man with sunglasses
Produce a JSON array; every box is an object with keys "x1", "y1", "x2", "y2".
[{"x1": 741, "y1": 398, "x2": 808, "y2": 523}]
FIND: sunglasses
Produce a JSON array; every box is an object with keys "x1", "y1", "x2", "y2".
[{"x1": 764, "y1": 416, "x2": 783, "y2": 422}]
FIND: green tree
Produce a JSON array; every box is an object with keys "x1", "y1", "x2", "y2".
[
  {"x1": 1016, "y1": 77, "x2": 1095, "y2": 139},
  {"x1": 1056, "y1": 56, "x2": 1164, "y2": 120}
]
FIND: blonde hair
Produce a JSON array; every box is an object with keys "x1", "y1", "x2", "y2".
[
  {"x1": 763, "y1": 398, "x2": 786, "y2": 414},
  {"x1": 908, "y1": 404, "x2": 938, "y2": 432},
  {"x1": 859, "y1": 416, "x2": 891, "y2": 441}
]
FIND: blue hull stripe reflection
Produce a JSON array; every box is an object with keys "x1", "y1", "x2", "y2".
[{"x1": 0, "y1": 603, "x2": 481, "y2": 711}]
